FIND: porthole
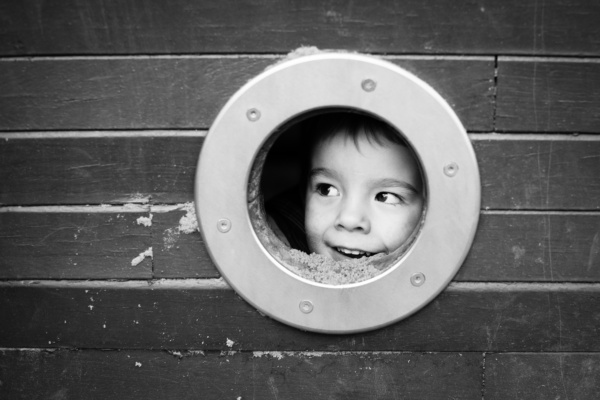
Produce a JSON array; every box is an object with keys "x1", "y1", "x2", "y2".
[{"x1": 195, "y1": 52, "x2": 480, "y2": 333}]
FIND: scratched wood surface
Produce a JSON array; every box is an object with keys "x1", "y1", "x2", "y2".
[
  {"x1": 2, "y1": 210, "x2": 598, "y2": 282},
  {"x1": 1, "y1": 137, "x2": 599, "y2": 209},
  {"x1": 0, "y1": 136, "x2": 203, "y2": 205},
  {"x1": 1, "y1": 0, "x2": 599, "y2": 396},
  {"x1": 0, "y1": 57, "x2": 494, "y2": 131},
  {"x1": 1, "y1": 282, "x2": 598, "y2": 352},
  {"x1": 0, "y1": 350, "x2": 483, "y2": 399},
  {"x1": 496, "y1": 59, "x2": 600, "y2": 133},
  {"x1": 0, "y1": 210, "x2": 152, "y2": 279},
  {"x1": 1, "y1": 0, "x2": 599, "y2": 56},
  {"x1": 485, "y1": 353, "x2": 600, "y2": 398}
]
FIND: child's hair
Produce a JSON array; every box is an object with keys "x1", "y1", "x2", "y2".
[
  {"x1": 301, "y1": 111, "x2": 420, "y2": 191},
  {"x1": 304, "y1": 111, "x2": 409, "y2": 151}
]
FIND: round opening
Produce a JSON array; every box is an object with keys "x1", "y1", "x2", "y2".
[
  {"x1": 195, "y1": 52, "x2": 481, "y2": 333},
  {"x1": 248, "y1": 109, "x2": 427, "y2": 286}
]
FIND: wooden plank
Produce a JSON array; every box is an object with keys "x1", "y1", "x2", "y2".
[
  {"x1": 496, "y1": 59, "x2": 600, "y2": 132},
  {"x1": 1, "y1": 210, "x2": 598, "y2": 281},
  {"x1": 0, "y1": 350, "x2": 483, "y2": 399},
  {"x1": 2, "y1": 136, "x2": 599, "y2": 209},
  {"x1": 485, "y1": 353, "x2": 600, "y2": 399},
  {"x1": 0, "y1": 281, "x2": 598, "y2": 352},
  {"x1": 1, "y1": 0, "x2": 599, "y2": 56},
  {"x1": 0, "y1": 136, "x2": 202, "y2": 205},
  {"x1": 152, "y1": 207, "x2": 218, "y2": 278},
  {"x1": 0, "y1": 57, "x2": 493, "y2": 131},
  {"x1": 0, "y1": 210, "x2": 153, "y2": 279},
  {"x1": 474, "y1": 137, "x2": 600, "y2": 210},
  {"x1": 459, "y1": 212, "x2": 600, "y2": 282},
  {"x1": 156, "y1": 210, "x2": 600, "y2": 282},
  {"x1": 0, "y1": 58, "x2": 273, "y2": 131}
]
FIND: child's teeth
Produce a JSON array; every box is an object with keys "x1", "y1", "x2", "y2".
[{"x1": 337, "y1": 247, "x2": 372, "y2": 257}]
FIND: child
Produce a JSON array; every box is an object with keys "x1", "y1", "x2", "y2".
[{"x1": 266, "y1": 112, "x2": 423, "y2": 261}]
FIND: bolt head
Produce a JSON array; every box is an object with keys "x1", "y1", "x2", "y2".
[
  {"x1": 299, "y1": 300, "x2": 313, "y2": 314},
  {"x1": 217, "y1": 218, "x2": 231, "y2": 233},
  {"x1": 410, "y1": 272, "x2": 426, "y2": 287},
  {"x1": 246, "y1": 108, "x2": 261, "y2": 121},
  {"x1": 361, "y1": 79, "x2": 377, "y2": 92},
  {"x1": 443, "y1": 162, "x2": 459, "y2": 177}
]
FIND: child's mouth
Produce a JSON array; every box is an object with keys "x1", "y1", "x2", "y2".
[{"x1": 335, "y1": 247, "x2": 374, "y2": 259}]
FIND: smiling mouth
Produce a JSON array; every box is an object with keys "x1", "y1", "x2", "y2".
[{"x1": 335, "y1": 247, "x2": 375, "y2": 259}]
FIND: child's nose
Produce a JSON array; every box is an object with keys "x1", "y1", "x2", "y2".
[{"x1": 334, "y1": 199, "x2": 370, "y2": 233}]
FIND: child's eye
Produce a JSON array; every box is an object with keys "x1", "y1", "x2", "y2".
[
  {"x1": 316, "y1": 183, "x2": 340, "y2": 197},
  {"x1": 375, "y1": 192, "x2": 404, "y2": 205}
]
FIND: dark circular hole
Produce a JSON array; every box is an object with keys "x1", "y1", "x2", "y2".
[{"x1": 249, "y1": 108, "x2": 427, "y2": 285}]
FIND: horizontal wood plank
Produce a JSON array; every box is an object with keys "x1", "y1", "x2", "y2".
[
  {"x1": 2, "y1": 136, "x2": 599, "y2": 210},
  {"x1": 0, "y1": 57, "x2": 493, "y2": 131},
  {"x1": 0, "y1": 137, "x2": 203, "y2": 205},
  {"x1": 1, "y1": 210, "x2": 598, "y2": 282},
  {"x1": 485, "y1": 353, "x2": 600, "y2": 399},
  {"x1": 0, "y1": 350, "x2": 482, "y2": 399},
  {"x1": 0, "y1": 58, "x2": 273, "y2": 131},
  {"x1": 152, "y1": 207, "x2": 218, "y2": 279},
  {"x1": 459, "y1": 212, "x2": 600, "y2": 282},
  {"x1": 0, "y1": 282, "x2": 598, "y2": 352},
  {"x1": 496, "y1": 59, "x2": 600, "y2": 132},
  {"x1": 0, "y1": 210, "x2": 153, "y2": 279},
  {"x1": 474, "y1": 137, "x2": 600, "y2": 210},
  {"x1": 1, "y1": 0, "x2": 599, "y2": 56},
  {"x1": 156, "y1": 210, "x2": 600, "y2": 282}
]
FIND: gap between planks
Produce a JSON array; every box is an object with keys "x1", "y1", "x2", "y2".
[
  {"x1": 3, "y1": 54, "x2": 595, "y2": 63},
  {"x1": 1, "y1": 132, "x2": 598, "y2": 140},
  {"x1": 0, "y1": 54, "x2": 496, "y2": 62},
  {"x1": 1, "y1": 280, "x2": 599, "y2": 292},
  {"x1": 498, "y1": 56, "x2": 600, "y2": 63},
  {"x1": 0, "y1": 130, "x2": 207, "y2": 139}
]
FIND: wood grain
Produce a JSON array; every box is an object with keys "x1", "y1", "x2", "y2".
[
  {"x1": 0, "y1": 211, "x2": 153, "y2": 279},
  {"x1": 485, "y1": 353, "x2": 600, "y2": 398},
  {"x1": 0, "y1": 281, "x2": 598, "y2": 352},
  {"x1": 1, "y1": 0, "x2": 599, "y2": 56},
  {"x1": 2, "y1": 136, "x2": 599, "y2": 210},
  {"x1": 0, "y1": 136, "x2": 203, "y2": 205},
  {"x1": 0, "y1": 58, "x2": 273, "y2": 131},
  {"x1": 152, "y1": 207, "x2": 218, "y2": 279},
  {"x1": 474, "y1": 137, "x2": 600, "y2": 210},
  {"x1": 1, "y1": 210, "x2": 598, "y2": 282},
  {"x1": 0, "y1": 349, "x2": 482, "y2": 399},
  {"x1": 496, "y1": 59, "x2": 600, "y2": 132},
  {"x1": 459, "y1": 212, "x2": 600, "y2": 282},
  {"x1": 0, "y1": 57, "x2": 493, "y2": 131}
]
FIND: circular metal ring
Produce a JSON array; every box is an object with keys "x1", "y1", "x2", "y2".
[{"x1": 195, "y1": 53, "x2": 480, "y2": 334}]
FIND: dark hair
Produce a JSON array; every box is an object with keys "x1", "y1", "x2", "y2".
[
  {"x1": 305, "y1": 111, "x2": 408, "y2": 151},
  {"x1": 301, "y1": 111, "x2": 417, "y2": 186}
]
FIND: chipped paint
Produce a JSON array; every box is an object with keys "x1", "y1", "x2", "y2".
[{"x1": 131, "y1": 247, "x2": 153, "y2": 266}]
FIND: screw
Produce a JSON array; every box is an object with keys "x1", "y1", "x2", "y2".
[
  {"x1": 246, "y1": 108, "x2": 261, "y2": 121},
  {"x1": 299, "y1": 300, "x2": 313, "y2": 314},
  {"x1": 410, "y1": 272, "x2": 426, "y2": 287},
  {"x1": 361, "y1": 79, "x2": 377, "y2": 92},
  {"x1": 217, "y1": 218, "x2": 231, "y2": 233},
  {"x1": 443, "y1": 162, "x2": 459, "y2": 177}
]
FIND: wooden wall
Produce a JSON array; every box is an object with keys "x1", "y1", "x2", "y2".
[{"x1": 1, "y1": 1, "x2": 599, "y2": 398}]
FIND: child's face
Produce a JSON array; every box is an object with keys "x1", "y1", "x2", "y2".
[{"x1": 305, "y1": 133, "x2": 423, "y2": 261}]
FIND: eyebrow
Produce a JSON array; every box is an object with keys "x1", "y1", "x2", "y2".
[
  {"x1": 309, "y1": 168, "x2": 420, "y2": 194},
  {"x1": 372, "y1": 178, "x2": 420, "y2": 194}
]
